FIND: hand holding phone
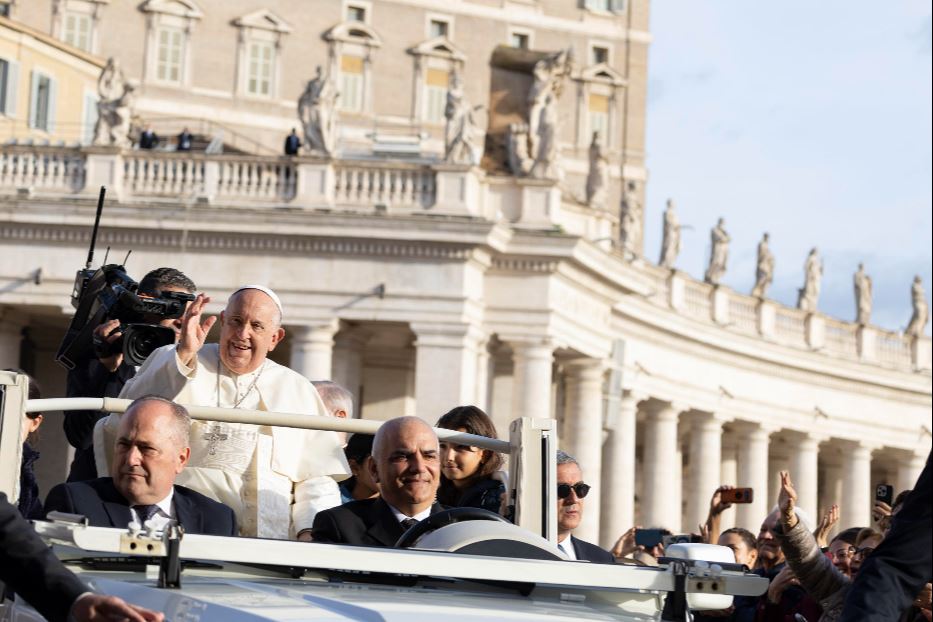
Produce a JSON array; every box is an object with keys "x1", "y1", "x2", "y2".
[
  {"x1": 875, "y1": 484, "x2": 894, "y2": 506},
  {"x1": 635, "y1": 528, "x2": 664, "y2": 549}
]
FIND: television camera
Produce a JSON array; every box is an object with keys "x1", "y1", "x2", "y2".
[{"x1": 55, "y1": 187, "x2": 194, "y2": 369}]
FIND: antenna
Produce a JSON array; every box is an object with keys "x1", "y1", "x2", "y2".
[
  {"x1": 85, "y1": 186, "x2": 107, "y2": 270},
  {"x1": 122, "y1": 250, "x2": 132, "y2": 266},
  {"x1": 102, "y1": 246, "x2": 111, "y2": 265}
]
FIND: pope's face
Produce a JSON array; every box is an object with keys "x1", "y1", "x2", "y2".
[{"x1": 219, "y1": 290, "x2": 284, "y2": 375}]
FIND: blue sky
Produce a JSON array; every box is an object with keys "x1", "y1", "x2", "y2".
[{"x1": 643, "y1": 2, "x2": 932, "y2": 334}]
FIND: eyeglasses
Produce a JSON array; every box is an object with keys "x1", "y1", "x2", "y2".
[
  {"x1": 853, "y1": 547, "x2": 874, "y2": 559},
  {"x1": 831, "y1": 548, "x2": 855, "y2": 562},
  {"x1": 557, "y1": 482, "x2": 591, "y2": 499}
]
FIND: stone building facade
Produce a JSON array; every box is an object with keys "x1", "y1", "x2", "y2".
[{"x1": 0, "y1": 0, "x2": 929, "y2": 548}]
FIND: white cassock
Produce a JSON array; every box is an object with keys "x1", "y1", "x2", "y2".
[{"x1": 93, "y1": 343, "x2": 350, "y2": 539}]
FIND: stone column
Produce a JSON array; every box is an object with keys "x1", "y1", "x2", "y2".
[
  {"x1": 820, "y1": 461, "x2": 844, "y2": 540},
  {"x1": 507, "y1": 338, "x2": 554, "y2": 420},
  {"x1": 0, "y1": 319, "x2": 23, "y2": 368},
  {"x1": 788, "y1": 433, "x2": 821, "y2": 517},
  {"x1": 719, "y1": 434, "x2": 738, "y2": 532},
  {"x1": 685, "y1": 412, "x2": 724, "y2": 532},
  {"x1": 332, "y1": 330, "x2": 370, "y2": 415},
  {"x1": 412, "y1": 323, "x2": 484, "y2": 421},
  {"x1": 896, "y1": 452, "x2": 926, "y2": 493},
  {"x1": 842, "y1": 442, "x2": 873, "y2": 528},
  {"x1": 289, "y1": 320, "x2": 340, "y2": 381},
  {"x1": 735, "y1": 423, "x2": 771, "y2": 531},
  {"x1": 562, "y1": 358, "x2": 605, "y2": 542},
  {"x1": 474, "y1": 339, "x2": 491, "y2": 411},
  {"x1": 601, "y1": 392, "x2": 639, "y2": 547},
  {"x1": 642, "y1": 401, "x2": 682, "y2": 530}
]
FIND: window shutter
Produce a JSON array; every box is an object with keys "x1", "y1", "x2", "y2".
[
  {"x1": 610, "y1": 0, "x2": 625, "y2": 12},
  {"x1": 28, "y1": 70, "x2": 39, "y2": 129},
  {"x1": 83, "y1": 92, "x2": 98, "y2": 144},
  {"x1": 47, "y1": 76, "x2": 58, "y2": 133}
]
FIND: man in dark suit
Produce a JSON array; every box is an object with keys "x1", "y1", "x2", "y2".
[
  {"x1": 46, "y1": 396, "x2": 235, "y2": 536},
  {"x1": 555, "y1": 450, "x2": 615, "y2": 563},
  {"x1": 312, "y1": 416, "x2": 444, "y2": 546},
  {"x1": 284, "y1": 128, "x2": 301, "y2": 155},
  {"x1": 839, "y1": 451, "x2": 932, "y2": 621},
  {"x1": 1, "y1": 493, "x2": 163, "y2": 621}
]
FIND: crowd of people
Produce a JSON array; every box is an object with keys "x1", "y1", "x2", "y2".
[{"x1": 2, "y1": 269, "x2": 930, "y2": 621}]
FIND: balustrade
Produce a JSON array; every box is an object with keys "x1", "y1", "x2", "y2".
[
  {"x1": 728, "y1": 296, "x2": 758, "y2": 334},
  {"x1": 123, "y1": 153, "x2": 204, "y2": 197},
  {"x1": 334, "y1": 162, "x2": 435, "y2": 210},
  {"x1": 0, "y1": 146, "x2": 84, "y2": 192},
  {"x1": 823, "y1": 319, "x2": 858, "y2": 358}
]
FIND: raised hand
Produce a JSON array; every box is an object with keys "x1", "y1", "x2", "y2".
[
  {"x1": 767, "y1": 565, "x2": 799, "y2": 604},
  {"x1": 176, "y1": 293, "x2": 216, "y2": 368},
  {"x1": 612, "y1": 525, "x2": 640, "y2": 558},
  {"x1": 777, "y1": 470, "x2": 798, "y2": 529},
  {"x1": 710, "y1": 485, "x2": 736, "y2": 516},
  {"x1": 814, "y1": 503, "x2": 839, "y2": 547}
]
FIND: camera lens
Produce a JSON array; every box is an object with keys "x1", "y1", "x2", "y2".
[{"x1": 122, "y1": 324, "x2": 175, "y2": 366}]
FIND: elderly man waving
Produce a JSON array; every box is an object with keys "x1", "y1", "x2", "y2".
[{"x1": 95, "y1": 286, "x2": 349, "y2": 539}]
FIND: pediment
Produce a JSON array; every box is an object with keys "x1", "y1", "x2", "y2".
[
  {"x1": 233, "y1": 9, "x2": 292, "y2": 34},
  {"x1": 140, "y1": 0, "x2": 202, "y2": 19},
  {"x1": 408, "y1": 36, "x2": 466, "y2": 62},
  {"x1": 323, "y1": 21, "x2": 382, "y2": 47},
  {"x1": 577, "y1": 62, "x2": 626, "y2": 86}
]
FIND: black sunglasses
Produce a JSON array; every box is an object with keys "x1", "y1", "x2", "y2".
[{"x1": 557, "y1": 482, "x2": 591, "y2": 499}]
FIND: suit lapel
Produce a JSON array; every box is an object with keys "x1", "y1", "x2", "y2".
[
  {"x1": 95, "y1": 479, "x2": 133, "y2": 528},
  {"x1": 172, "y1": 488, "x2": 199, "y2": 533},
  {"x1": 571, "y1": 536, "x2": 584, "y2": 560},
  {"x1": 365, "y1": 499, "x2": 404, "y2": 547}
]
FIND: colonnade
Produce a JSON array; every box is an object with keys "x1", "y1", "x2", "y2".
[{"x1": 286, "y1": 321, "x2": 930, "y2": 548}]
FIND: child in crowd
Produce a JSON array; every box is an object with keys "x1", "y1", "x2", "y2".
[{"x1": 435, "y1": 405, "x2": 505, "y2": 515}]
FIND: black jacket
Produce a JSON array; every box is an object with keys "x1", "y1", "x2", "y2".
[
  {"x1": 839, "y1": 451, "x2": 932, "y2": 622},
  {"x1": 43, "y1": 477, "x2": 237, "y2": 536},
  {"x1": 64, "y1": 358, "x2": 135, "y2": 482},
  {"x1": 1, "y1": 492, "x2": 87, "y2": 622},
  {"x1": 312, "y1": 497, "x2": 445, "y2": 547},
  {"x1": 570, "y1": 535, "x2": 616, "y2": 564},
  {"x1": 17, "y1": 442, "x2": 43, "y2": 520}
]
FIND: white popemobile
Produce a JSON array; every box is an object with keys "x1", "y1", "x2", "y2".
[{"x1": 0, "y1": 371, "x2": 767, "y2": 622}]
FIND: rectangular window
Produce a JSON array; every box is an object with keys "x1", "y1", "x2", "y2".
[
  {"x1": 429, "y1": 19, "x2": 449, "y2": 39},
  {"x1": 62, "y1": 12, "x2": 92, "y2": 51},
  {"x1": 592, "y1": 46, "x2": 609, "y2": 65},
  {"x1": 423, "y1": 68, "x2": 448, "y2": 123},
  {"x1": 339, "y1": 55, "x2": 364, "y2": 113},
  {"x1": 510, "y1": 32, "x2": 529, "y2": 49},
  {"x1": 29, "y1": 71, "x2": 56, "y2": 132},
  {"x1": 347, "y1": 5, "x2": 366, "y2": 22},
  {"x1": 0, "y1": 58, "x2": 17, "y2": 116},
  {"x1": 588, "y1": 93, "x2": 609, "y2": 140},
  {"x1": 584, "y1": 0, "x2": 624, "y2": 11},
  {"x1": 156, "y1": 27, "x2": 184, "y2": 83},
  {"x1": 246, "y1": 41, "x2": 274, "y2": 96}
]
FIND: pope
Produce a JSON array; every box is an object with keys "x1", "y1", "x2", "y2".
[{"x1": 95, "y1": 286, "x2": 349, "y2": 539}]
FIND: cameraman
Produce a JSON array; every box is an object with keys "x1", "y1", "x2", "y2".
[{"x1": 64, "y1": 267, "x2": 196, "y2": 481}]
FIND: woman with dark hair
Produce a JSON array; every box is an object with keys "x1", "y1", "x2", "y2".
[{"x1": 435, "y1": 405, "x2": 505, "y2": 515}]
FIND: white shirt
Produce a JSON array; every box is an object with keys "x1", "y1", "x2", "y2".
[
  {"x1": 557, "y1": 536, "x2": 577, "y2": 560},
  {"x1": 387, "y1": 502, "x2": 433, "y2": 524},
  {"x1": 131, "y1": 489, "x2": 174, "y2": 533}
]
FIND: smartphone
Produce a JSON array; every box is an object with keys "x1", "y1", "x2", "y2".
[
  {"x1": 635, "y1": 528, "x2": 664, "y2": 549},
  {"x1": 875, "y1": 484, "x2": 894, "y2": 506},
  {"x1": 721, "y1": 488, "x2": 754, "y2": 504}
]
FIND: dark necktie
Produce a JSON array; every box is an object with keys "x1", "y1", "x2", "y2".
[
  {"x1": 400, "y1": 517, "x2": 418, "y2": 530},
  {"x1": 133, "y1": 504, "x2": 159, "y2": 524}
]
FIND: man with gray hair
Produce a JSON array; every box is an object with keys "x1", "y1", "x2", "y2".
[
  {"x1": 95, "y1": 287, "x2": 350, "y2": 540},
  {"x1": 555, "y1": 450, "x2": 614, "y2": 563},
  {"x1": 312, "y1": 380, "x2": 354, "y2": 419},
  {"x1": 46, "y1": 396, "x2": 236, "y2": 535}
]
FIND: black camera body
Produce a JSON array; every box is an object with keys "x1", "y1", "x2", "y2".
[{"x1": 56, "y1": 264, "x2": 194, "y2": 369}]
